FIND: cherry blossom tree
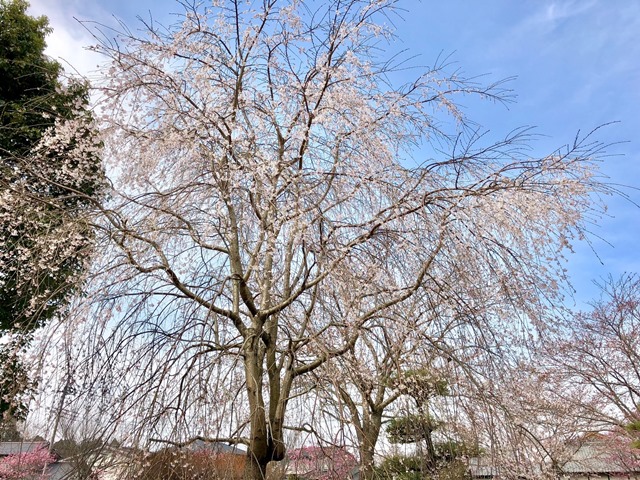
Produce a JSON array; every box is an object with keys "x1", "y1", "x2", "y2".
[
  {"x1": 304, "y1": 280, "x2": 605, "y2": 479},
  {"x1": 547, "y1": 274, "x2": 640, "y2": 440},
  {"x1": 0, "y1": 0, "x2": 104, "y2": 333},
  {"x1": 55, "y1": 0, "x2": 614, "y2": 478},
  {"x1": 315, "y1": 298, "x2": 608, "y2": 480},
  {"x1": 0, "y1": 0, "x2": 104, "y2": 434}
]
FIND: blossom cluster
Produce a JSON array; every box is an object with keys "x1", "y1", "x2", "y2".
[{"x1": 0, "y1": 447, "x2": 55, "y2": 480}]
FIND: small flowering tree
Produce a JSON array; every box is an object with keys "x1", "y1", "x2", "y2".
[{"x1": 0, "y1": 446, "x2": 55, "y2": 480}]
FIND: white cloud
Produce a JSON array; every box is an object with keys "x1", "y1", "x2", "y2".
[
  {"x1": 27, "y1": 0, "x2": 178, "y2": 79},
  {"x1": 27, "y1": 0, "x2": 110, "y2": 78},
  {"x1": 541, "y1": 0, "x2": 596, "y2": 24}
]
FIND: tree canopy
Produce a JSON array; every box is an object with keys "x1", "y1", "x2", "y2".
[
  {"x1": 31, "y1": 2, "x2": 615, "y2": 479},
  {"x1": 0, "y1": 0, "x2": 104, "y2": 423}
]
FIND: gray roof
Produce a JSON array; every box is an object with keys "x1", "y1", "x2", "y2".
[
  {"x1": 184, "y1": 440, "x2": 245, "y2": 454},
  {"x1": 0, "y1": 442, "x2": 85, "y2": 480},
  {"x1": 46, "y1": 461, "x2": 74, "y2": 480},
  {"x1": 0, "y1": 441, "x2": 49, "y2": 456},
  {"x1": 562, "y1": 442, "x2": 640, "y2": 474}
]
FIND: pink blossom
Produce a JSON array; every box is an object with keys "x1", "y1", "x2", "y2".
[
  {"x1": 0, "y1": 447, "x2": 56, "y2": 480},
  {"x1": 288, "y1": 446, "x2": 357, "y2": 480}
]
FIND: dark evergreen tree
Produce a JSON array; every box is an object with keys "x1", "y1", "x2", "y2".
[{"x1": 0, "y1": 0, "x2": 104, "y2": 424}]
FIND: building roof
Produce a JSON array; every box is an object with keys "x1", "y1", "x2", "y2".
[
  {"x1": 184, "y1": 440, "x2": 246, "y2": 455},
  {"x1": 562, "y1": 435, "x2": 640, "y2": 474},
  {"x1": 562, "y1": 440, "x2": 640, "y2": 474},
  {"x1": 0, "y1": 441, "x2": 49, "y2": 456}
]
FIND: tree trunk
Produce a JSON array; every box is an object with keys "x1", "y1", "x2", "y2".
[
  {"x1": 244, "y1": 453, "x2": 269, "y2": 480},
  {"x1": 425, "y1": 432, "x2": 436, "y2": 471},
  {"x1": 244, "y1": 334, "x2": 269, "y2": 480},
  {"x1": 358, "y1": 411, "x2": 382, "y2": 480},
  {"x1": 242, "y1": 328, "x2": 290, "y2": 479}
]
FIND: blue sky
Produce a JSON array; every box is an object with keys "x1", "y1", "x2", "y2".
[{"x1": 29, "y1": 0, "x2": 640, "y2": 308}]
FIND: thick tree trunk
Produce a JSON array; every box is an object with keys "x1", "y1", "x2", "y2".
[
  {"x1": 242, "y1": 328, "x2": 290, "y2": 480},
  {"x1": 358, "y1": 411, "x2": 382, "y2": 480},
  {"x1": 244, "y1": 453, "x2": 269, "y2": 480},
  {"x1": 244, "y1": 335, "x2": 269, "y2": 480}
]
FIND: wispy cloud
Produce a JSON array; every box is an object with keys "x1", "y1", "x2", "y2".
[{"x1": 539, "y1": 0, "x2": 597, "y2": 25}]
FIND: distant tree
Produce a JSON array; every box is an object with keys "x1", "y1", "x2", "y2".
[
  {"x1": 0, "y1": 0, "x2": 104, "y2": 423},
  {"x1": 387, "y1": 370, "x2": 450, "y2": 473},
  {"x1": 389, "y1": 371, "x2": 445, "y2": 475},
  {"x1": 51, "y1": 437, "x2": 103, "y2": 480},
  {"x1": 310, "y1": 303, "x2": 447, "y2": 480},
  {"x1": 548, "y1": 274, "x2": 640, "y2": 444}
]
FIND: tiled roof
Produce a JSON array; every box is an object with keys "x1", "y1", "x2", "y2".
[
  {"x1": 562, "y1": 442, "x2": 640, "y2": 474},
  {"x1": 184, "y1": 440, "x2": 245, "y2": 454},
  {"x1": 0, "y1": 441, "x2": 49, "y2": 456}
]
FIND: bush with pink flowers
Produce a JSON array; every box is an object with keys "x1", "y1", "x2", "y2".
[{"x1": 0, "y1": 447, "x2": 55, "y2": 480}]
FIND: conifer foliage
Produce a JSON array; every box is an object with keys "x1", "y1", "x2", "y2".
[{"x1": 0, "y1": 0, "x2": 104, "y2": 422}]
